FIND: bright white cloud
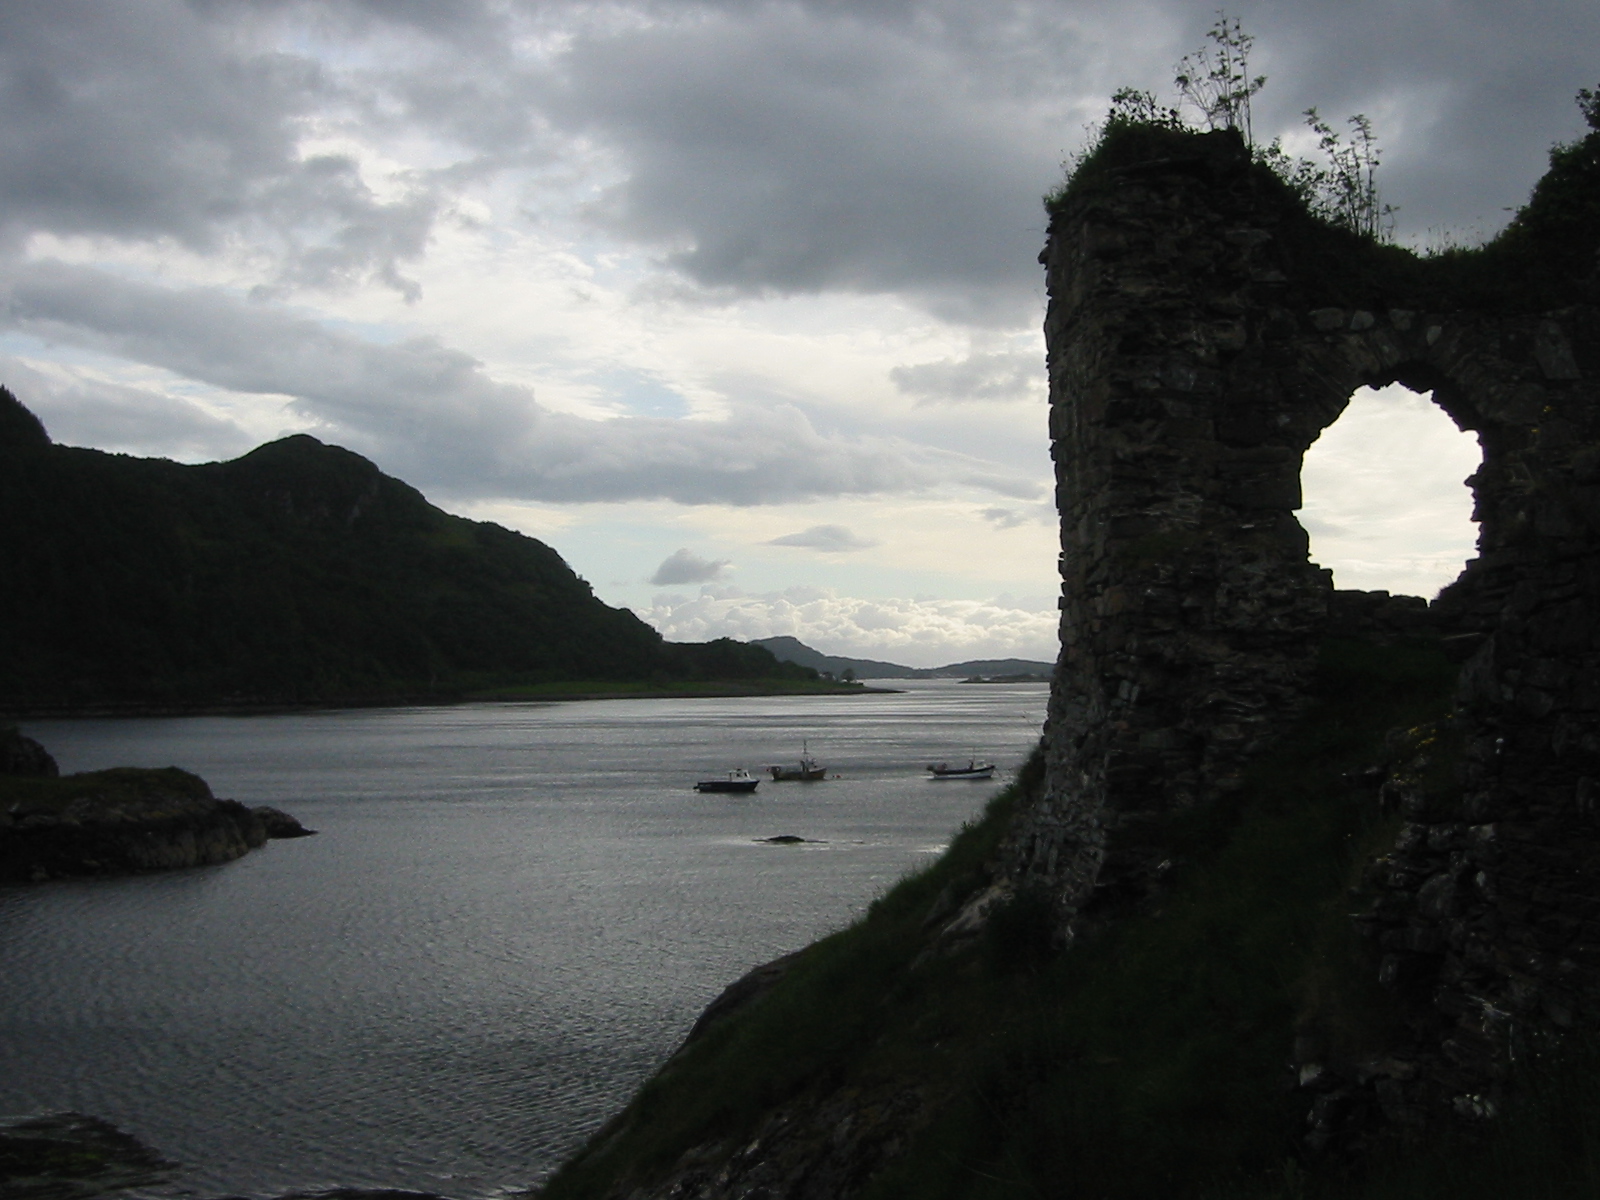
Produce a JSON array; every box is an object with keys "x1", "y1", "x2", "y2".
[
  {"x1": 643, "y1": 585, "x2": 1058, "y2": 669},
  {"x1": 1299, "y1": 384, "x2": 1482, "y2": 597}
]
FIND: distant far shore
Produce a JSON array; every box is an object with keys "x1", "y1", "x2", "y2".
[
  {"x1": 3, "y1": 679, "x2": 895, "y2": 720},
  {"x1": 467, "y1": 679, "x2": 897, "y2": 702}
]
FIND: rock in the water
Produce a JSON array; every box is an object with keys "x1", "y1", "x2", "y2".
[
  {"x1": 0, "y1": 1111, "x2": 453, "y2": 1200},
  {"x1": 253, "y1": 805, "x2": 317, "y2": 838},
  {"x1": 0, "y1": 761, "x2": 312, "y2": 882},
  {"x1": 0, "y1": 1111, "x2": 174, "y2": 1199}
]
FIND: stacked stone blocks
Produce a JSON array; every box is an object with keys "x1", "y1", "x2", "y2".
[{"x1": 1020, "y1": 128, "x2": 1600, "y2": 1126}]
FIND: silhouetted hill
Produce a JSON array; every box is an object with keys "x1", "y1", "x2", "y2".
[
  {"x1": 752, "y1": 636, "x2": 1053, "y2": 679},
  {"x1": 751, "y1": 637, "x2": 912, "y2": 678},
  {"x1": 0, "y1": 388, "x2": 812, "y2": 712}
]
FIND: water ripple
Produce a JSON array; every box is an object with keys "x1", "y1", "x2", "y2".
[{"x1": 3, "y1": 683, "x2": 1045, "y2": 1198}]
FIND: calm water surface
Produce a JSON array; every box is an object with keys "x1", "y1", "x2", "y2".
[{"x1": 0, "y1": 681, "x2": 1046, "y2": 1198}]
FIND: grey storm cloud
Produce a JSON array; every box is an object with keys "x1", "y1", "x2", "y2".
[
  {"x1": 767, "y1": 525, "x2": 879, "y2": 552},
  {"x1": 3, "y1": 4, "x2": 1600, "y2": 307},
  {"x1": 0, "y1": 260, "x2": 1039, "y2": 506},
  {"x1": 0, "y1": 2, "x2": 446, "y2": 297},
  {"x1": 7, "y1": 1, "x2": 1599, "y2": 311},
  {"x1": 2, "y1": 0, "x2": 1597, "y2": 516},
  {"x1": 651, "y1": 548, "x2": 729, "y2": 585},
  {"x1": 506, "y1": 0, "x2": 1597, "y2": 306},
  {"x1": 891, "y1": 350, "x2": 1046, "y2": 404},
  {"x1": 1233, "y1": 1, "x2": 1600, "y2": 237},
  {"x1": 541, "y1": 4, "x2": 1078, "y2": 321}
]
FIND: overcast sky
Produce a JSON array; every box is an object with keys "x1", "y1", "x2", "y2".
[{"x1": 3, "y1": 1, "x2": 1592, "y2": 666}]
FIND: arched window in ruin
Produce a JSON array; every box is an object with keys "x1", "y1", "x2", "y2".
[{"x1": 1299, "y1": 383, "x2": 1481, "y2": 598}]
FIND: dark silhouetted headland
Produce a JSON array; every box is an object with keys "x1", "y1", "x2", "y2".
[{"x1": 0, "y1": 390, "x2": 832, "y2": 714}]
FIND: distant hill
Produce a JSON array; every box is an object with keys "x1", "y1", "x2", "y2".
[
  {"x1": 752, "y1": 637, "x2": 911, "y2": 679},
  {"x1": 0, "y1": 388, "x2": 814, "y2": 712},
  {"x1": 752, "y1": 636, "x2": 1054, "y2": 680},
  {"x1": 936, "y1": 661, "x2": 1055, "y2": 680}
]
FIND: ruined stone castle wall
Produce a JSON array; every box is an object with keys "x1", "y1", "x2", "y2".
[{"x1": 1020, "y1": 131, "x2": 1600, "y2": 1105}]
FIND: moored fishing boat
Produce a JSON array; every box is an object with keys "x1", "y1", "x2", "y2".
[
  {"x1": 694, "y1": 768, "x2": 760, "y2": 793},
  {"x1": 926, "y1": 759, "x2": 995, "y2": 780},
  {"x1": 768, "y1": 741, "x2": 827, "y2": 781}
]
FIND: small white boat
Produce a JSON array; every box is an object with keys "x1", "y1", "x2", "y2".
[
  {"x1": 694, "y1": 768, "x2": 760, "y2": 793},
  {"x1": 927, "y1": 759, "x2": 996, "y2": 780}
]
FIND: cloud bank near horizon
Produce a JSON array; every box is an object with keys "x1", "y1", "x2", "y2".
[{"x1": 641, "y1": 585, "x2": 1059, "y2": 669}]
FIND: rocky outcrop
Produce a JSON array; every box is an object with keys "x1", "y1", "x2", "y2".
[
  {"x1": 253, "y1": 804, "x2": 316, "y2": 839},
  {"x1": 0, "y1": 763, "x2": 313, "y2": 883},
  {"x1": 0, "y1": 1110, "x2": 446, "y2": 1200},
  {"x1": 0, "y1": 1111, "x2": 175, "y2": 1199}
]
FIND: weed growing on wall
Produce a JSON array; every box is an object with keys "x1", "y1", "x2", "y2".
[
  {"x1": 1174, "y1": 12, "x2": 1267, "y2": 147},
  {"x1": 1055, "y1": 14, "x2": 1396, "y2": 243},
  {"x1": 1260, "y1": 110, "x2": 1396, "y2": 241}
]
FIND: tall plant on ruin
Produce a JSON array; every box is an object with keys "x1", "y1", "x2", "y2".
[
  {"x1": 1174, "y1": 13, "x2": 1267, "y2": 148},
  {"x1": 1076, "y1": 14, "x2": 1397, "y2": 242},
  {"x1": 1265, "y1": 108, "x2": 1395, "y2": 240}
]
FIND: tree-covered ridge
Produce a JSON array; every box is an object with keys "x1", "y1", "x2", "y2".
[{"x1": 0, "y1": 389, "x2": 816, "y2": 712}]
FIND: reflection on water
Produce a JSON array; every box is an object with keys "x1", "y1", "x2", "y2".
[{"x1": 0, "y1": 681, "x2": 1045, "y2": 1198}]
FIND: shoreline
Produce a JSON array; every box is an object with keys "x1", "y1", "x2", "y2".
[{"x1": 2, "y1": 681, "x2": 899, "y2": 721}]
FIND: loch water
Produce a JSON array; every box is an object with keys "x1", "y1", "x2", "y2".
[{"x1": 0, "y1": 680, "x2": 1047, "y2": 1199}]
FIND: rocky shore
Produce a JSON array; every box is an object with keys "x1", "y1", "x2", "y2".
[
  {"x1": 0, "y1": 1110, "x2": 448, "y2": 1200},
  {"x1": 0, "y1": 726, "x2": 312, "y2": 885}
]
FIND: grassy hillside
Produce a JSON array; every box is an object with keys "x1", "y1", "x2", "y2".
[
  {"x1": 0, "y1": 390, "x2": 816, "y2": 712},
  {"x1": 539, "y1": 638, "x2": 1600, "y2": 1198}
]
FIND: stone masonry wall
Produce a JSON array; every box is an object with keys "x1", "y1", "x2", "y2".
[{"x1": 1018, "y1": 128, "x2": 1600, "y2": 1116}]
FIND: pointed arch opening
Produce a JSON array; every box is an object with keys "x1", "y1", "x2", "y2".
[{"x1": 1299, "y1": 383, "x2": 1482, "y2": 598}]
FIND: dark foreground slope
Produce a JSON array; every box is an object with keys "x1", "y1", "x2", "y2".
[
  {"x1": 0, "y1": 391, "x2": 813, "y2": 712},
  {"x1": 536, "y1": 640, "x2": 1599, "y2": 1200},
  {"x1": 533, "y1": 103, "x2": 1600, "y2": 1200}
]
